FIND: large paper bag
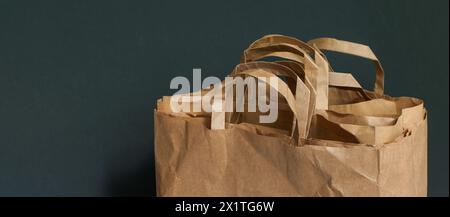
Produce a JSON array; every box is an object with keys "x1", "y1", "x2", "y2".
[{"x1": 154, "y1": 60, "x2": 427, "y2": 196}]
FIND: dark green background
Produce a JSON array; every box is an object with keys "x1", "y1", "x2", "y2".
[{"x1": 0, "y1": 0, "x2": 448, "y2": 196}]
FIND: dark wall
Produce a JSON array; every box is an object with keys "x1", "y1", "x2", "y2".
[{"x1": 0, "y1": 0, "x2": 448, "y2": 196}]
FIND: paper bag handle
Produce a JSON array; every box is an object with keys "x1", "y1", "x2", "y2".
[
  {"x1": 241, "y1": 43, "x2": 311, "y2": 65},
  {"x1": 239, "y1": 42, "x2": 329, "y2": 109},
  {"x1": 244, "y1": 35, "x2": 365, "y2": 87},
  {"x1": 211, "y1": 62, "x2": 313, "y2": 142},
  {"x1": 307, "y1": 37, "x2": 384, "y2": 96},
  {"x1": 241, "y1": 35, "x2": 369, "y2": 110},
  {"x1": 247, "y1": 34, "x2": 317, "y2": 59},
  {"x1": 232, "y1": 61, "x2": 317, "y2": 137}
]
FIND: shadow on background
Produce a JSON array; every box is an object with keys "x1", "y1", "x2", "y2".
[
  {"x1": 108, "y1": 157, "x2": 156, "y2": 197},
  {"x1": 103, "y1": 106, "x2": 157, "y2": 197}
]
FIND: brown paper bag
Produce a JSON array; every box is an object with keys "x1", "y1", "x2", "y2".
[{"x1": 154, "y1": 35, "x2": 427, "y2": 196}]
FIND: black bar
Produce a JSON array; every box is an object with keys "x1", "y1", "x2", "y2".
[{"x1": 0, "y1": 197, "x2": 447, "y2": 216}]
